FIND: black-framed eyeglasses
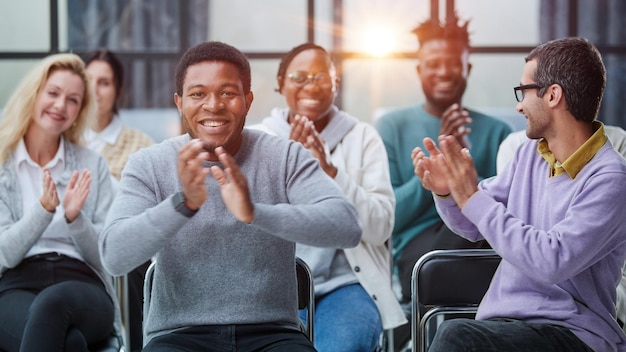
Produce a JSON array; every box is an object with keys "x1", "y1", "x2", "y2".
[
  {"x1": 513, "y1": 83, "x2": 543, "y2": 102},
  {"x1": 287, "y1": 71, "x2": 334, "y2": 88}
]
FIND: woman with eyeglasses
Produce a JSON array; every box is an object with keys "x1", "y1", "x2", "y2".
[
  {"x1": 250, "y1": 43, "x2": 407, "y2": 352},
  {"x1": 0, "y1": 53, "x2": 120, "y2": 351}
]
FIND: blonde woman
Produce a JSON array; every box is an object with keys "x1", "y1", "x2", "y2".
[{"x1": 0, "y1": 53, "x2": 120, "y2": 351}]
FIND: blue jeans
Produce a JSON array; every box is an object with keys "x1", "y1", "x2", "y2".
[
  {"x1": 429, "y1": 318, "x2": 594, "y2": 352},
  {"x1": 299, "y1": 283, "x2": 382, "y2": 352}
]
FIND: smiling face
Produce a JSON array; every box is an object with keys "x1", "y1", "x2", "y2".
[
  {"x1": 31, "y1": 69, "x2": 85, "y2": 138},
  {"x1": 279, "y1": 48, "x2": 337, "y2": 127},
  {"x1": 86, "y1": 60, "x2": 118, "y2": 122},
  {"x1": 174, "y1": 61, "x2": 253, "y2": 159},
  {"x1": 417, "y1": 39, "x2": 471, "y2": 115},
  {"x1": 517, "y1": 59, "x2": 551, "y2": 140}
]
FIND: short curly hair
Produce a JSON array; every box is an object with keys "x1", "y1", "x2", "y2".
[
  {"x1": 411, "y1": 14, "x2": 470, "y2": 52},
  {"x1": 175, "y1": 41, "x2": 251, "y2": 96}
]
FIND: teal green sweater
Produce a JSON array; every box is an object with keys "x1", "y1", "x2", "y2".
[{"x1": 375, "y1": 104, "x2": 512, "y2": 259}]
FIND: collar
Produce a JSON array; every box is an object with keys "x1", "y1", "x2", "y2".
[
  {"x1": 15, "y1": 137, "x2": 65, "y2": 170},
  {"x1": 537, "y1": 121, "x2": 606, "y2": 179},
  {"x1": 85, "y1": 115, "x2": 123, "y2": 145}
]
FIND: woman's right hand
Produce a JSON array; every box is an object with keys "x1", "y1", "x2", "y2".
[{"x1": 40, "y1": 168, "x2": 60, "y2": 212}]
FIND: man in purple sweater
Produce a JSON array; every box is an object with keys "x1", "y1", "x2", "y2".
[{"x1": 412, "y1": 37, "x2": 626, "y2": 351}]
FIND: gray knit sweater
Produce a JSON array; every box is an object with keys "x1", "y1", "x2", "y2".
[{"x1": 99, "y1": 129, "x2": 361, "y2": 341}]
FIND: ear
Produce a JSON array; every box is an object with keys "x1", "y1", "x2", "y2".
[
  {"x1": 332, "y1": 76, "x2": 340, "y2": 96},
  {"x1": 244, "y1": 91, "x2": 254, "y2": 113},
  {"x1": 467, "y1": 62, "x2": 473, "y2": 76},
  {"x1": 546, "y1": 84, "x2": 564, "y2": 108},
  {"x1": 416, "y1": 64, "x2": 422, "y2": 76},
  {"x1": 174, "y1": 93, "x2": 183, "y2": 115},
  {"x1": 276, "y1": 76, "x2": 284, "y2": 94}
]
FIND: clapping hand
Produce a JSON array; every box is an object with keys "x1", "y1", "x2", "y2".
[
  {"x1": 440, "y1": 103, "x2": 472, "y2": 149},
  {"x1": 40, "y1": 168, "x2": 59, "y2": 212},
  {"x1": 412, "y1": 135, "x2": 478, "y2": 209},
  {"x1": 177, "y1": 139, "x2": 211, "y2": 211},
  {"x1": 289, "y1": 114, "x2": 337, "y2": 178},
  {"x1": 63, "y1": 169, "x2": 91, "y2": 222},
  {"x1": 209, "y1": 146, "x2": 254, "y2": 224}
]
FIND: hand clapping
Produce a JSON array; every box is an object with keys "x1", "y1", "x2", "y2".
[
  {"x1": 40, "y1": 168, "x2": 60, "y2": 212},
  {"x1": 289, "y1": 114, "x2": 337, "y2": 178},
  {"x1": 209, "y1": 146, "x2": 254, "y2": 224},
  {"x1": 440, "y1": 103, "x2": 472, "y2": 149},
  {"x1": 63, "y1": 169, "x2": 92, "y2": 222},
  {"x1": 412, "y1": 135, "x2": 478, "y2": 209}
]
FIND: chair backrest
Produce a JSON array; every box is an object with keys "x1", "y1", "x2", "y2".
[
  {"x1": 142, "y1": 259, "x2": 315, "y2": 344},
  {"x1": 411, "y1": 249, "x2": 501, "y2": 352},
  {"x1": 114, "y1": 274, "x2": 130, "y2": 349},
  {"x1": 143, "y1": 260, "x2": 156, "y2": 345},
  {"x1": 296, "y1": 257, "x2": 315, "y2": 342}
]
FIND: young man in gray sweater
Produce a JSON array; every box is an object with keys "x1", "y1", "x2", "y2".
[{"x1": 99, "y1": 41, "x2": 362, "y2": 352}]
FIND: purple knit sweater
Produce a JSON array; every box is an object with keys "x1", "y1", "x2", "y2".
[{"x1": 435, "y1": 139, "x2": 626, "y2": 351}]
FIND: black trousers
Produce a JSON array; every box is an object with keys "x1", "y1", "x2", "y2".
[
  {"x1": 143, "y1": 324, "x2": 316, "y2": 352},
  {"x1": 0, "y1": 253, "x2": 114, "y2": 352}
]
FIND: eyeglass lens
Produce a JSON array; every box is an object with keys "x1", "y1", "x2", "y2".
[
  {"x1": 288, "y1": 71, "x2": 332, "y2": 87},
  {"x1": 514, "y1": 88, "x2": 524, "y2": 102}
]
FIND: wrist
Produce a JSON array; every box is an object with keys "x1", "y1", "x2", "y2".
[
  {"x1": 172, "y1": 191, "x2": 199, "y2": 218},
  {"x1": 326, "y1": 165, "x2": 338, "y2": 178}
]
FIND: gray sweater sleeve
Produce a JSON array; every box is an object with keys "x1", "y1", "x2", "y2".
[
  {"x1": 250, "y1": 142, "x2": 362, "y2": 248},
  {"x1": 99, "y1": 141, "x2": 190, "y2": 275}
]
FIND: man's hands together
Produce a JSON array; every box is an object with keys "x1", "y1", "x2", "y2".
[
  {"x1": 177, "y1": 140, "x2": 254, "y2": 223},
  {"x1": 412, "y1": 135, "x2": 478, "y2": 209}
]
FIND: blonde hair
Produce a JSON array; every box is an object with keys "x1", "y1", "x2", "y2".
[{"x1": 0, "y1": 53, "x2": 96, "y2": 165}]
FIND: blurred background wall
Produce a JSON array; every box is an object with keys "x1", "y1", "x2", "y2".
[{"x1": 1, "y1": 0, "x2": 624, "y2": 141}]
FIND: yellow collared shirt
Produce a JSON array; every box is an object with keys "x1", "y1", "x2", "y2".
[{"x1": 537, "y1": 121, "x2": 607, "y2": 179}]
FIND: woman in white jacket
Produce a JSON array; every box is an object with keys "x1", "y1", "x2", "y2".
[{"x1": 250, "y1": 43, "x2": 407, "y2": 352}]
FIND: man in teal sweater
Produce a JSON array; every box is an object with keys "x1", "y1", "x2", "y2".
[{"x1": 375, "y1": 15, "x2": 512, "y2": 306}]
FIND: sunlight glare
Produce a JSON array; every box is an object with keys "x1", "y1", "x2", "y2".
[{"x1": 362, "y1": 26, "x2": 395, "y2": 57}]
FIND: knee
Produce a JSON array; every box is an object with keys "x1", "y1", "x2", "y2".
[
  {"x1": 29, "y1": 282, "x2": 83, "y2": 318},
  {"x1": 430, "y1": 318, "x2": 475, "y2": 350},
  {"x1": 436, "y1": 319, "x2": 470, "y2": 338}
]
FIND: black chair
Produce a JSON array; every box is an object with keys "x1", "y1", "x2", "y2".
[
  {"x1": 143, "y1": 258, "x2": 315, "y2": 344},
  {"x1": 91, "y1": 333, "x2": 124, "y2": 352},
  {"x1": 296, "y1": 257, "x2": 315, "y2": 342},
  {"x1": 411, "y1": 249, "x2": 501, "y2": 352},
  {"x1": 115, "y1": 274, "x2": 130, "y2": 349}
]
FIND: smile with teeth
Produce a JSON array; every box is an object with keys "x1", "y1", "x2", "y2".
[
  {"x1": 200, "y1": 120, "x2": 226, "y2": 127},
  {"x1": 299, "y1": 98, "x2": 320, "y2": 107},
  {"x1": 435, "y1": 82, "x2": 454, "y2": 89}
]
